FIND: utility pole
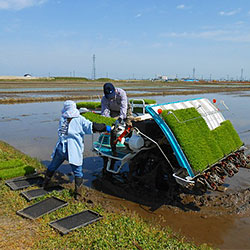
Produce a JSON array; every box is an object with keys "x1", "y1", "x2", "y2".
[
  {"x1": 92, "y1": 54, "x2": 96, "y2": 80},
  {"x1": 240, "y1": 68, "x2": 243, "y2": 81},
  {"x1": 193, "y1": 67, "x2": 195, "y2": 80}
]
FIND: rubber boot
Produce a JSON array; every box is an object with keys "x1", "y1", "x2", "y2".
[
  {"x1": 43, "y1": 169, "x2": 54, "y2": 189},
  {"x1": 74, "y1": 177, "x2": 83, "y2": 200}
]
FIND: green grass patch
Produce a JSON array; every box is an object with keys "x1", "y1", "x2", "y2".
[
  {"x1": 82, "y1": 112, "x2": 116, "y2": 126},
  {"x1": 162, "y1": 108, "x2": 243, "y2": 173}
]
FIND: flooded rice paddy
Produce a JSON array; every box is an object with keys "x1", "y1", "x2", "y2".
[{"x1": 0, "y1": 91, "x2": 250, "y2": 249}]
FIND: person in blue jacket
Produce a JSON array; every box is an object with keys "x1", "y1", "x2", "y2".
[{"x1": 43, "y1": 100, "x2": 110, "y2": 200}]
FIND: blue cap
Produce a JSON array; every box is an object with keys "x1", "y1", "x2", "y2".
[{"x1": 103, "y1": 82, "x2": 115, "y2": 99}]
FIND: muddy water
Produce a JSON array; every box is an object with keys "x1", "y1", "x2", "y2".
[{"x1": 0, "y1": 92, "x2": 250, "y2": 249}]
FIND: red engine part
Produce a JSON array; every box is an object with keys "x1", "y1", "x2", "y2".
[{"x1": 114, "y1": 126, "x2": 132, "y2": 145}]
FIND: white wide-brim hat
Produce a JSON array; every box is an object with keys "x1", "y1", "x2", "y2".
[{"x1": 61, "y1": 100, "x2": 80, "y2": 118}]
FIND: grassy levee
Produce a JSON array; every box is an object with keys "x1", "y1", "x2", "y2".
[
  {"x1": 0, "y1": 140, "x2": 211, "y2": 249},
  {"x1": 0, "y1": 141, "x2": 44, "y2": 180},
  {"x1": 162, "y1": 108, "x2": 243, "y2": 173}
]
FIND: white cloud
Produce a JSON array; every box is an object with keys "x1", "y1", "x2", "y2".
[
  {"x1": 107, "y1": 38, "x2": 130, "y2": 48},
  {"x1": 0, "y1": 0, "x2": 47, "y2": 10},
  {"x1": 219, "y1": 9, "x2": 241, "y2": 16},
  {"x1": 161, "y1": 29, "x2": 250, "y2": 42},
  {"x1": 135, "y1": 13, "x2": 142, "y2": 18},
  {"x1": 177, "y1": 4, "x2": 185, "y2": 9},
  {"x1": 151, "y1": 42, "x2": 162, "y2": 48},
  {"x1": 235, "y1": 21, "x2": 244, "y2": 25}
]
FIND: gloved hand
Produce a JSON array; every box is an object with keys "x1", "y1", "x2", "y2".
[
  {"x1": 93, "y1": 122, "x2": 107, "y2": 133},
  {"x1": 106, "y1": 125, "x2": 111, "y2": 132}
]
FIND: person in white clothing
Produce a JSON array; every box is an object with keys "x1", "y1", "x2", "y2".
[{"x1": 43, "y1": 100, "x2": 110, "y2": 200}]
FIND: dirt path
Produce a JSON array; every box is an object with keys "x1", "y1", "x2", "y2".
[{"x1": 0, "y1": 215, "x2": 38, "y2": 249}]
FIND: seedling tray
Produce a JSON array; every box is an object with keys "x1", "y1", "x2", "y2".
[
  {"x1": 49, "y1": 210, "x2": 103, "y2": 235},
  {"x1": 21, "y1": 186, "x2": 64, "y2": 201},
  {"x1": 16, "y1": 197, "x2": 67, "y2": 220},
  {"x1": 5, "y1": 175, "x2": 44, "y2": 190}
]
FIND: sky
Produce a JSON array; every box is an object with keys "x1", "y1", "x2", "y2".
[{"x1": 1, "y1": 0, "x2": 250, "y2": 80}]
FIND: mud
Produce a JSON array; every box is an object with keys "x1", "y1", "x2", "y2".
[
  {"x1": 88, "y1": 166, "x2": 250, "y2": 249},
  {"x1": 0, "y1": 215, "x2": 38, "y2": 249}
]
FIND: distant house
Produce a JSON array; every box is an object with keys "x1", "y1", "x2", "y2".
[
  {"x1": 24, "y1": 74, "x2": 32, "y2": 78},
  {"x1": 152, "y1": 75, "x2": 168, "y2": 81}
]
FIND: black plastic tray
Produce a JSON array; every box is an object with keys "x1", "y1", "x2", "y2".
[
  {"x1": 16, "y1": 197, "x2": 67, "y2": 219},
  {"x1": 5, "y1": 175, "x2": 44, "y2": 190},
  {"x1": 21, "y1": 186, "x2": 64, "y2": 201},
  {"x1": 49, "y1": 210, "x2": 102, "y2": 234}
]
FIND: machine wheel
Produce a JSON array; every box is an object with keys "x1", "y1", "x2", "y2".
[{"x1": 128, "y1": 148, "x2": 176, "y2": 192}]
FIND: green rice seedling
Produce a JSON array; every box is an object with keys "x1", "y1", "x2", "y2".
[
  {"x1": 76, "y1": 101, "x2": 101, "y2": 110},
  {"x1": 0, "y1": 165, "x2": 35, "y2": 179},
  {"x1": 0, "y1": 140, "x2": 44, "y2": 180},
  {"x1": 223, "y1": 120, "x2": 243, "y2": 148},
  {"x1": 129, "y1": 99, "x2": 156, "y2": 105},
  {"x1": 211, "y1": 121, "x2": 241, "y2": 156},
  {"x1": 162, "y1": 107, "x2": 242, "y2": 173},
  {"x1": 82, "y1": 112, "x2": 116, "y2": 126},
  {"x1": 0, "y1": 159, "x2": 24, "y2": 170}
]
